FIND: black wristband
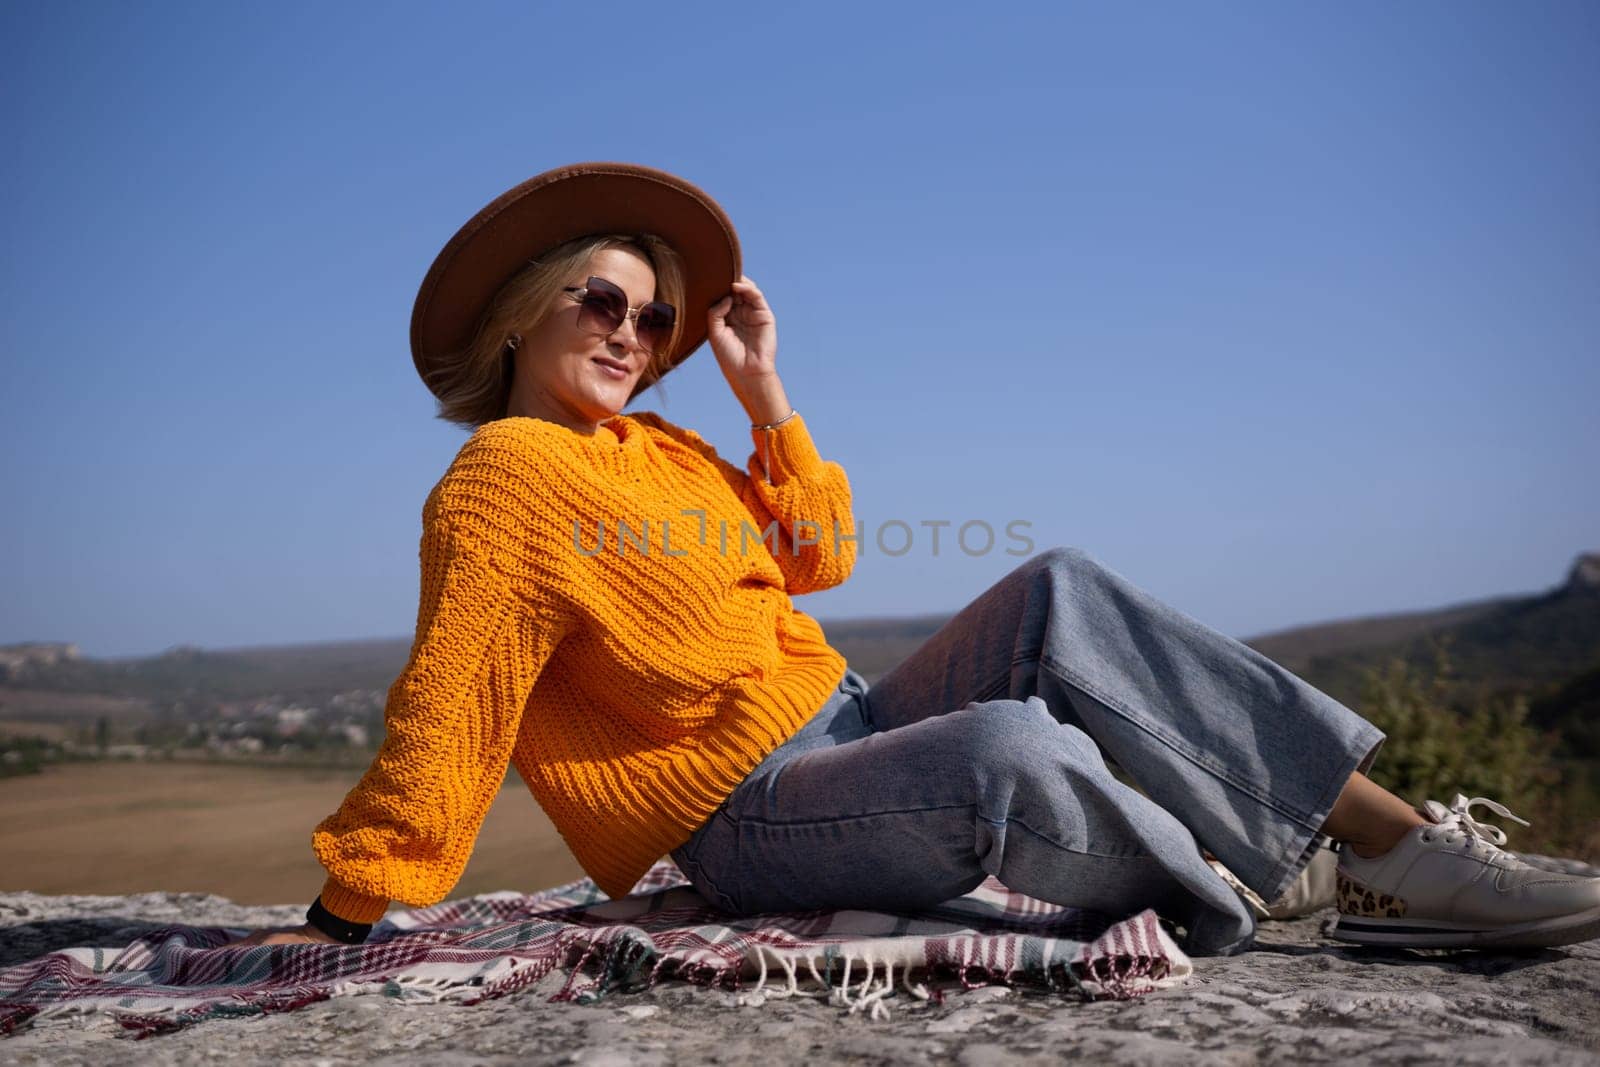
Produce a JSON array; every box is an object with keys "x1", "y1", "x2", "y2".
[{"x1": 306, "y1": 895, "x2": 374, "y2": 945}]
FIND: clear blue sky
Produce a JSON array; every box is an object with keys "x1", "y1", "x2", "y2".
[{"x1": 3, "y1": 1, "x2": 1595, "y2": 659}]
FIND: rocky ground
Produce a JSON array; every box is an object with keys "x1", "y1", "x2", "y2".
[{"x1": 2, "y1": 859, "x2": 1599, "y2": 1066}]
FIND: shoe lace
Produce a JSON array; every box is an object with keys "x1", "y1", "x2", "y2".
[{"x1": 1421, "y1": 793, "x2": 1531, "y2": 864}]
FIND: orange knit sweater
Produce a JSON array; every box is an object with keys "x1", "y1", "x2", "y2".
[{"x1": 311, "y1": 410, "x2": 856, "y2": 922}]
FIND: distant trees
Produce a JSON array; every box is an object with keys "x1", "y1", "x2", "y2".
[{"x1": 1357, "y1": 634, "x2": 1598, "y2": 862}]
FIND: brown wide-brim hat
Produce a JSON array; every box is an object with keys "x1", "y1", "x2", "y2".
[{"x1": 410, "y1": 161, "x2": 742, "y2": 405}]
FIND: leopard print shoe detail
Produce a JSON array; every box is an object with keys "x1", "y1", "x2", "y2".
[{"x1": 1335, "y1": 869, "x2": 1407, "y2": 919}]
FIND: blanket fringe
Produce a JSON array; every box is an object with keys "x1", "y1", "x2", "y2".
[
  {"x1": 5, "y1": 938, "x2": 1162, "y2": 1037},
  {"x1": 2, "y1": 992, "x2": 268, "y2": 1039},
  {"x1": 542, "y1": 930, "x2": 1157, "y2": 1023},
  {"x1": 115, "y1": 987, "x2": 334, "y2": 1040},
  {"x1": 0, "y1": 908, "x2": 1171, "y2": 1036},
  {"x1": 550, "y1": 930, "x2": 666, "y2": 1005}
]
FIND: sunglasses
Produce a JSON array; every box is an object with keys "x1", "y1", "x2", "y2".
[{"x1": 561, "y1": 276, "x2": 677, "y2": 356}]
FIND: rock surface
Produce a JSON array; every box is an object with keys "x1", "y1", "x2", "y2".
[{"x1": 2, "y1": 867, "x2": 1599, "y2": 1066}]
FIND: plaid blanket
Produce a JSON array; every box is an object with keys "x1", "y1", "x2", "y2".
[{"x1": 0, "y1": 860, "x2": 1192, "y2": 1036}]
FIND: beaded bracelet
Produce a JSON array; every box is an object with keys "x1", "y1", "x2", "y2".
[{"x1": 306, "y1": 896, "x2": 374, "y2": 945}]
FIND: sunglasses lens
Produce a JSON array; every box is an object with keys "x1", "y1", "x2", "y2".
[
  {"x1": 573, "y1": 277, "x2": 675, "y2": 354},
  {"x1": 636, "y1": 303, "x2": 676, "y2": 355},
  {"x1": 576, "y1": 277, "x2": 626, "y2": 334}
]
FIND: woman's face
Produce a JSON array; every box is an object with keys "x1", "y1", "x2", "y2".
[{"x1": 506, "y1": 246, "x2": 657, "y2": 434}]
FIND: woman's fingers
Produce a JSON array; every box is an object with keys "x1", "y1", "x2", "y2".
[
  {"x1": 717, "y1": 277, "x2": 766, "y2": 308},
  {"x1": 217, "y1": 930, "x2": 267, "y2": 948},
  {"x1": 732, "y1": 278, "x2": 768, "y2": 307},
  {"x1": 216, "y1": 925, "x2": 335, "y2": 948}
]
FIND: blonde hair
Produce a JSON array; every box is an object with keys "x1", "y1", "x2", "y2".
[{"x1": 426, "y1": 233, "x2": 687, "y2": 430}]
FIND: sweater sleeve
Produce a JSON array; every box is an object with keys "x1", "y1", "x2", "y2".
[
  {"x1": 637, "y1": 410, "x2": 858, "y2": 595},
  {"x1": 310, "y1": 515, "x2": 571, "y2": 923}
]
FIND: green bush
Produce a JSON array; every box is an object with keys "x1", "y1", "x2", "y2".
[
  {"x1": 0, "y1": 736, "x2": 49, "y2": 778},
  {"x1": 1356, "y1": 635, "x2": 1597, "y2": 862}
]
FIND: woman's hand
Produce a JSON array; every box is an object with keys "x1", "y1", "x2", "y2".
[
  {"x1": 707, "y1": 276, "x2": 789, "y2": 423},
  {"x1": 217, "y1": 922, "x2": 344, "y2": 948},
  {"x1": 708, "y1": 275, "x2": 778, "y2": 385}
]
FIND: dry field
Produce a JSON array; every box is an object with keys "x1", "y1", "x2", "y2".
[
  {"x1": 0, "y1": 720, "x2": 71, "y2": 742},
  {"x1": 0, "y1": 689, "x2": 152, "y2": 723},
  {"x1": 0, "y1": 762, "x2": 588, "y2": 914}
]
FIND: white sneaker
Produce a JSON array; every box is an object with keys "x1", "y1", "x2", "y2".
[
  {"x1": 1265, "y1": 846, "x2": 1339, "y2": 920},
  {"x1": 1205, "y1": 846, "x2": 1339, "y2": 921},
  {"x1": 1329, "y1": 792, "x2": 1600, "y2": 950}
]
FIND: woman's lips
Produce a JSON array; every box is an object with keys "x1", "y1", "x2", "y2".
[{"x1": 592, "y1": 358, "x2": 629, "y2": 380}]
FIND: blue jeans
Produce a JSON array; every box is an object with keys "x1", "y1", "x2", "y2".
[{"x1": 668, "y1": 547, "x2": 1386, "y2": 956}]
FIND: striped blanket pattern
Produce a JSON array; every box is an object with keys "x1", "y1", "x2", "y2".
[{"x1": 0, "y1": 860, "x2": 1193, "y2": 1036}]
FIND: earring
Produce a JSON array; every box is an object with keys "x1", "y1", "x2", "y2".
[{"x1": 505, "y1": 333, "x2": 522, "y2": 352}]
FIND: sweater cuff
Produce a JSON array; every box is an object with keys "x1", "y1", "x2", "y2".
[
  {"x1": 319, "y1": 876, "x2": 391, "y2": 924},
  {"x1": 749, "y1": 412, "x2": 826, "y2": 485}
]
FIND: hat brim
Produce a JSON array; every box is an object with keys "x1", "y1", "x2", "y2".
[{"x1": 410, "y1": 162, "x2": 742, "y2": 405}]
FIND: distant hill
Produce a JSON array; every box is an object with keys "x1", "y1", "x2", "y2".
[
  {"x1": 1239, "y1": 553, "x2": 1600, "y2": 756},
  {"x1": 1238, "y1": 599, "x2": 1516, "y2": 676},
  {"x1": 5, "y1": 552, "x2": 1596, "y2": 754},
  {"x1": 0, "y1": 637, "x2": 411, "y2": 705},
  {"x1": 814, "y1": 614, "x2": 949, "y2": 683}
]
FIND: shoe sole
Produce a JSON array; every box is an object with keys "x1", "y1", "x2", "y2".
[{"x1": 1329, "y1": 904, "x2": 1600, "y2": 950}]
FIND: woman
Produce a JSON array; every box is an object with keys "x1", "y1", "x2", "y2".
[{"x1": 231, "y1": 162, "x2": 1600, "y2": 955}]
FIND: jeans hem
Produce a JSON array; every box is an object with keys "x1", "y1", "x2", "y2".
[{"x1": 1255, "y1": 719, "x2": 1386, "y2": 905}]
